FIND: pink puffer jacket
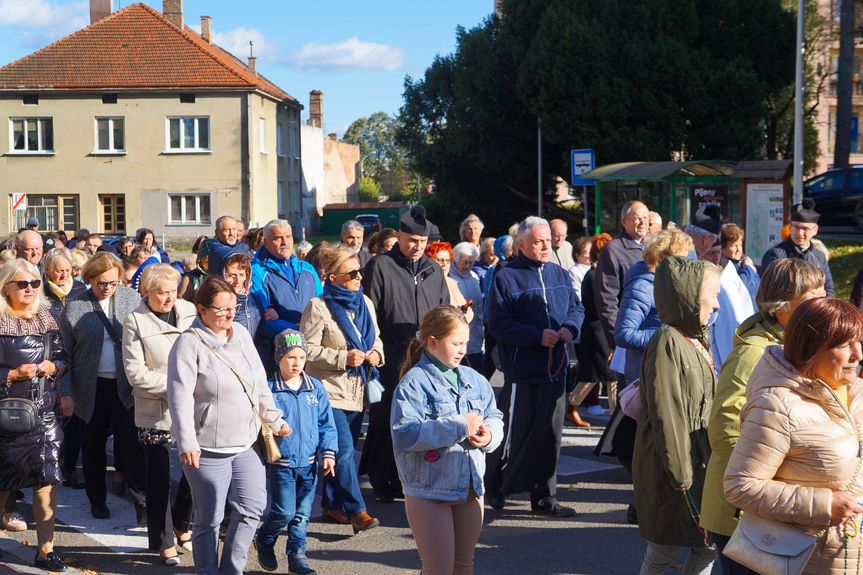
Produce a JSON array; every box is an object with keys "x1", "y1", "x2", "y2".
[{"x1": 724, "y1": 345, "x2": 863, "y2": 574}]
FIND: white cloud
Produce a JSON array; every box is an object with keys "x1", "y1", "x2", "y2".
[
  {"x1": 0, "y1": 0, "x2": 86, "y2": 29},
  {"x1": 283, "y1": 37, "x2": 404, "y2": 72},
  {"x1": 189, "y1": 24, "x2": 275, "y2": 61}
]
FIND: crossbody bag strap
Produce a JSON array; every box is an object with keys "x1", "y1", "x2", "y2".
[
  {"x1": 87, "y1": 291, "x2": 122, "y2": 352},
  {"x1": 187, "y1": 331, "x2": 258, "y2": 414}
]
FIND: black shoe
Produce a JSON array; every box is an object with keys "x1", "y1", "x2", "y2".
[
  {"x1": 488, "y1": 494, "x2": 505, "y2": 510},
  {"x1": 35, "y1": 550, "x2": 68, "y2": 572},
  {"x1": 112, "y1": 478, "x2": 127, "y2": 497},
  {"x1": 90, "y1": 503, "x2": 110, "y2": 519},
  {"x1": 135, "y1": 502, "x2": 147, "y2": 526},
  {"x1": 627, "y1": 502, "x2": 639, "y2": 525},
  {"x1": 253, "y1": 538, "x2": 278, "y2": 572},
  {"x1": 372, "y1": 486, "x2": 395, "y2": 503},
  {"x1": 531, "y1": 502, "x2": 576, "y2": 518},
  {"x1": 62, "y1": 469, "x2": 85, "y2": 490}
]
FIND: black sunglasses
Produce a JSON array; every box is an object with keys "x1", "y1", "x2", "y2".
[
  {"x1": 337, "y1": 269, "x2": 363, "y2": 280},
  {"x1": 7, "y1": 279, "x2": 41, "y2": 290}
]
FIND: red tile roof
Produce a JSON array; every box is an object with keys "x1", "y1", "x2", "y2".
[{"x1": 0, "y1": 2, "x2": 298, "y2": 105}]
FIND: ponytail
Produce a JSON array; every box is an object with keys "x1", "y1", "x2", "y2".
[
  {"x1": 399, "y1": 337, "x2": 426, "y2": 380},
  {"x1": 397, "y1": 305, "x2": 470, "y2": 380}
]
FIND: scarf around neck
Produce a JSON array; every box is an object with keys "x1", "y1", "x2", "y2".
[
  {"x1": 47, "y1": 279, "x2": 73, "y2": 304},
  {"x1": 322, "y1": 281, "x2": 379, "y2": 382}
]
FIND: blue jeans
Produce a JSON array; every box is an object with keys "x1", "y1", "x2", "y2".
[
  {"x1": 257, "y1": 463, "x2": 317, "y2": 553},
  {"x1": 320, "y1": 409, "x2": 367, "y2": 518}
]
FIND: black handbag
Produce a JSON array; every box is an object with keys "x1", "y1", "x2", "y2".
[{"x1": 0, "y1": 333, "x2": 50, "y2": 434}]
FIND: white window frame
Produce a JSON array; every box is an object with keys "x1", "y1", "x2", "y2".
[
  {"x1": 164, "y1": 116, "x2": 210, "y2": 153},
  {"x1": 94, "y1": 117, "x2": 125, "y2": 154},
  {"x1": 9, "y1": 117, "x2": 54, "y2": 154},
  {"x1": 259, "y1": 118, "x2": 267, "y2": 154},
  {"x1": 167, "y1": 193, "x2": 211, "y2": 225}
]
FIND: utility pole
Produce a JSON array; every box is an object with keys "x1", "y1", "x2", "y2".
[
  {"x1": 793, "y1": 0, "x2": 804, "y2": 203},
  {"x1": 537, "y1": 118, "x2": 543, "y2": 216}
]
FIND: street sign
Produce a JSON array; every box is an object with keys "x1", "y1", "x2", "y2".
[
  {"x1": 571, "y1": 149, "x2": 595, "y2": 185},
  {"x1": 11, "y1": 193, "x2": 26, "y2": 212}
]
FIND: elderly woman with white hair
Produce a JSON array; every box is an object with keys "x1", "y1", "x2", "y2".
[
  {"x1": 0, "y1": 259, "x2": 71, "y2": 572},
  {"x1": 459, "y1": 214, "x2": 484, "y2": 247},
  {"x1": 42, "y1": 247, "x2": 87, "y2": 490},
  {"x1": 450, "y1": 242, "x2": 485, "y2": 370},
  {"x1": 122, "y1": 264, "x2": 197, "y2": 565}
]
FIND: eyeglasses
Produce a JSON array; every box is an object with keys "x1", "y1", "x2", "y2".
[
  {"x1": 337, "y1": 269, "x2": 363, "y2": 280},
  {"x1": 6, "y1": 279, "x2": 40, "y2": 290},
  {"x1": 96, "y1": 281, "x2": 119, "y2": 289},
  {"x1": 206, "y1": 304, "x2": 241, "y2": 316}
]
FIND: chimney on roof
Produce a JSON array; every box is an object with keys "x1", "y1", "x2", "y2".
[
  {"x1": 90, "y1": 0, "x2": 113, "y2": 24},
  {"x1": 309, "y1": 91, "x2": 323, "y2": 129},
  {"x1": 248, "y1": 56, "x2": 257, "y2": 76},
  {"x1": 201, "y1": 16, "x2": 211, "y2": 43},
  {"x1": 328, "y1": 133, "x2": 338, "y2": 141},
  {"x1": 163, "y1": 0, "x2": 183, "y2": 29}
]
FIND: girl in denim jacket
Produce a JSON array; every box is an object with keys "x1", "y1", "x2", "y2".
[{"x1": 391, "y1": 305, "x2": 503, "y2": 575}]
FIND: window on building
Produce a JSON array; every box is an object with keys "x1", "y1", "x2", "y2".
[
  {"x1": 11, "y1": 118, "x2": 53, "y2": 153},
  {"x1": 277, "y1": 123, "x2": 284, "y2": 156},
  {"x1": 260, "y1": 118, "x2": 267, "y2": 153},
  {"x1": 11, "y1": 194, "x2": 78, "y2": 233},
  {"x1": 168, "y1": 193, "x2": 211, "y2": 224},
  {"x1": 166, "y1": 117, "x2": 210, "y2": 151},
  {"x1": 99, "y1": 194, "x2": 125, "y2": 233},
  {"x1": 96, "y1": 118, "x2": 125, "y2": 152}
]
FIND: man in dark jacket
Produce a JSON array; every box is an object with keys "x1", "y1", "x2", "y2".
[
  {"x1": 250, "y1": 219, "x2": 322, "y2": 336},
  {"x1": 595, "y1": 201, "x2": 648, "y2": 346},
  {"x1": 360, "y1": 205, "x2": 450, "y2": 501},
  {"x1": 340, "y1": 220, "x2": 372, "y2": 268},
  {"x1": 485, "y1": 216, "x2": 584, "y2": 517},
  {"x1": 760, "y1": 199, "x2": 835, "y2": 296}
]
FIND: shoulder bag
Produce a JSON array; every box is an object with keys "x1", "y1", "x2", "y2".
[
  {"x1": 188, "y1": 331, "x2": 282, "y2": 463},
  {"x1": 619, "y1": 378, "x2": 644, "y2": 421},
  {"x1": 0, "y1": 333, "x2": 51, "y2": 434},
  {"x1": 722, "y1": 509, "x2": 818, "y2": 575},
  {"x1": 88, "y1": 291, "x2": 122, "y2": 352}
]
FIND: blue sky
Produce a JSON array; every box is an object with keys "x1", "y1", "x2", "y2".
[{"x1": 0, "y1": 0, "x2": 493, "y2": 136}]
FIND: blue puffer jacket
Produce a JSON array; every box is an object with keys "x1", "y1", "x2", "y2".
[
  {"x1": 614, "y1": 260, "x2": 661, "y2": 385},
  {"x1": 251, "y1": 246, "x2": 322, "y2": 337},
  {"x1": 488, "y1": 253, "x2": 584, "y2": 384},
  {"x1": 391, "y1": 354, "x2": 503, "y2": 501},
  {"x1": 268, "y1": 371, "x2": 337, "y2": 469}
]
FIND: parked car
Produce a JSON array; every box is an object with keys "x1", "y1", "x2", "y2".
[
  {"x1": 804, "y1": 167, "x2": 863, "y2": 228},
  {"x1": 356, "y1": 214, "x2": 382, "y2": 234}
]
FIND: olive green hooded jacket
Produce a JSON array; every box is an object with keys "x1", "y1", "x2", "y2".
[{"x1": 632, "y1": 255, "x2": 718, "y2": 547}]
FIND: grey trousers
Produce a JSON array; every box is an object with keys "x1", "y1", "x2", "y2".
[{"x1": 183, "y1": 446, "x2": 267, "y2": 575}]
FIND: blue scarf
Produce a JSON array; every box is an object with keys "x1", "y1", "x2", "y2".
[{"x1": 322, "y1": 281, "x2": 379, "y2": 382}]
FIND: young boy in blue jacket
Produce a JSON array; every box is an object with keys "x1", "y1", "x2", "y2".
[{"x1": 255, "y1": 329, "x2": 337, "y2": 575}]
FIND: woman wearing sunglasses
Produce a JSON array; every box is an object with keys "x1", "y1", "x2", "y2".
[
  {"x1": 0, "y1": 259, "x2": 70, "y2": 572},
  {"x1": 299, "y1": 246, "x2": 382, "y2": 531},
  {"x1": 58, "y1": 252, "x2": 146, "y2": 523}
]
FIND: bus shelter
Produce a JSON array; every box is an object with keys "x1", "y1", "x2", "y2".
[{"x1": 580, "y1": 161, "x2": 740, "y2": 236}]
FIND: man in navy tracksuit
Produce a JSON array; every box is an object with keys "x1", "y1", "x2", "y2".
[
  {"x1": 485, "y1": 216, "x2": 584, "y2": 517},
  {"x1": 250, "y1": 219, "x2": 322, "y2": 337}
]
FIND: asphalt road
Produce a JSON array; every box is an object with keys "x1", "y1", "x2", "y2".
[{"x1": 0, "y1": 378, "x2": 653, "y2": 575}]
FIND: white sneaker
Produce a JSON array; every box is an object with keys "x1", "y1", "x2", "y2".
[{"x1": 586, "y1": 405, "x2": 605, "y2": 416}]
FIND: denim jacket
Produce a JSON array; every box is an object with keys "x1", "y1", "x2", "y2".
[
  {"x1": 268, "y1": 371, "x2": 337, "y2": 468},
  {"x1": 391, "y1": 354, "x2": 503, "y2": 501}
]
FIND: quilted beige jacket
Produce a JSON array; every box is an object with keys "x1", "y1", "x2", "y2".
[{"x1": 724, "y1": 345, "x2": 863, "y2": 574}]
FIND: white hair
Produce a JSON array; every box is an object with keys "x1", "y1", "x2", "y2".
[
  {"x1": 341, "y1": 220, "x2": 364, "y2": 233},
  {"x1": 459, "y1": 214, "x2": 484, "y2": 241},
  {"x1": 263, "y1": 219, "x2": 292, "y2": 239},
  {"x1": 517, "y1": 216, "x2": 550, "y2": 241},
  {"x1": 648, "y1": 211, "x2": 662, "y2": 224},
  {"x1": 43, "y1": 247, "x2": 74, "y2": 274},
  {"x1": 453, "y1": 242, "x2": 480, "y2": 261},
  {"x1": 684, "y1": 224, "x2": 715, "y2": 240}
]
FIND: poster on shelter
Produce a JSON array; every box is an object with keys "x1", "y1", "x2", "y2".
[
  {"x1": 690, "y1": 185, "x2": 729, "y2": 221},
  {"x1": 745, "y1": 183, "x2": 784, "y2": 266}
]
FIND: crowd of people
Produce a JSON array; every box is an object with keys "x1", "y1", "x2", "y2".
[{"x1": 0, "y1": 194, "x2": 856, "y2": 575}]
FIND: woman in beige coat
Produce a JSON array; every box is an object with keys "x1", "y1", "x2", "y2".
[
  {"x1": 724, "y1": 297, "x2": 863, "y2": 574},
  {"x1": 122, "y1": 264, "x2": 196, "y2": 565},
  {"x1": 300, "y1": 247, "x2": 383, "y2": 532}
]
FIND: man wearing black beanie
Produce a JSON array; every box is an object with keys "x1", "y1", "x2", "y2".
[
  {"x1": 359, "y1": 205, "x2": 450, "y2": 501},
  {"x1": 761, "y1": 198, "x2": 834, "y2": 296}
]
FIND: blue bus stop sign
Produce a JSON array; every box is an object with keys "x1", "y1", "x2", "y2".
[{"x1": 571, "y1": 149, "x2": 595, "y2": 185}]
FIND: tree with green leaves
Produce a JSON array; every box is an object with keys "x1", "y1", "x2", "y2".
[{"x1": 343, "y1": 112, "x2": 414, "y2": 200}]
